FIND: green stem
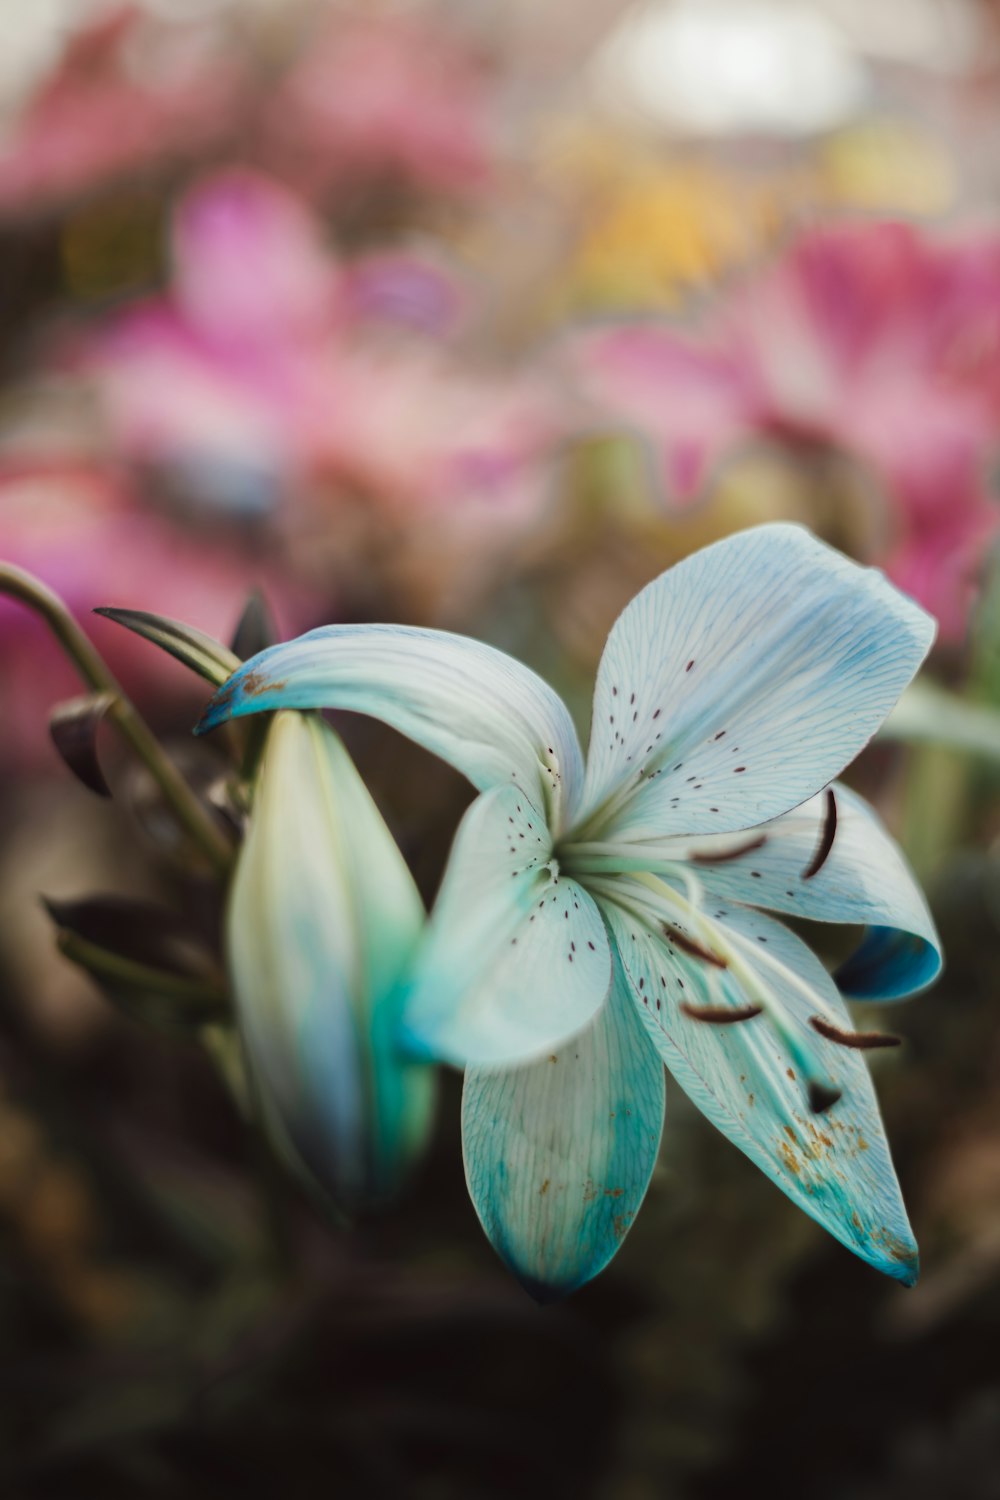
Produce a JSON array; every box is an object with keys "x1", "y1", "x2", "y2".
[{"x1": 0, "y1": 563, "x2": 234, "y2": 874}]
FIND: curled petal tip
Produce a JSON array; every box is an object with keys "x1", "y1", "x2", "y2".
[
  {"x1": 880, "y1": 1238, "x2": 920, "y2": 1287},
  {"x1": 516, "y1": 1272, "x2": 573, "y2": 1307},
  {"x1": 194, "y1": 684, "x2": 234, "y2": 736},
  {"x1": 899, "y1": 1257, "x2": 920, "y2": 1289}
]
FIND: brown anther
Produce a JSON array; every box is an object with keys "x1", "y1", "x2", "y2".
[
  {"x1": 690, "y1": 835, "x2": 767, "y2": 866},
  {"x1": 661, "y1": 923, "x2": 729, "y2": 968},
  {"x1": 680, "y1": 1002, "x2": 763, "y2": 1025},
  {"x1": 809, "y1": 1016, "x2": 902, "y2": 1050},
  {"x1": 803, "y1": 788, "x2": 838, "y2": 880}
]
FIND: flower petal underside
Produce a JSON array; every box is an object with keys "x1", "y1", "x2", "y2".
[
  {"x1": 401, "y1": 784, "x2": 612, "y2": 1066},
  {"x1": 462, "y1": 954, "x2": 665, "y2": 1300},
  {"x1": 575, "y1": 524, "x2": 935, "y2": 841},
  {"x1": 228, "y1": 712, "x2": 435, "y2": 1209},
  {"x1": 658, "y1": 783, "x2": 941, "y2": 998},
  {"x1": 601, "y1": 893, "x2": 919, "y2": 1283},
  {"x1": 197, "y1": 624, "x2": 585, "y2": 831}
]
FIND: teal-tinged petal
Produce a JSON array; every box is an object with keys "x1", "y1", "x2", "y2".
[
  {"x1": 573, "y1": 524, "x2": 935, "y2": 842},
  {"x1": 227, "y1": 712, "x2": 435, "y2": 1212},
  {"x1": 196, "y1": 624, "x2": 585, "y2": 833},
  {"x1": 602, "y1": 893, "x2": 919, "y2": 1284},
  {"x1": 401, "y1": 784, "x2": 612, "y2": 1066},
  {"x1": 659, "y1": 783, "x2": 941, "y2": 999},
  {"x1": 462, "y1": 957, "x2": 665, "y2": 1300}
]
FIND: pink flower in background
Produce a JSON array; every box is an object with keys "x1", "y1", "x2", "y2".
[
  {"x1": 0, "y1": 460, "x2": 307, "y2": 767},
  {"x1": 329, "y1": 343, "x2": 573, "y2": 524},
  {"x1": 73, "y1": 168, "x2": 350, "y2": 511},
  {"x1": 0, "y1": 4, "x2": 495, "y2": 225},
  {"x1": 261, "y1": 9, "x2": 494, "y2": 199},
  {"x1": 571, "y1": 221, "x2": 1000, "y2": 639},
  {"x1": 72, "y1": 167, "x2": 575, "y2": 523},
  {"x1": 0, "y1": 7, "x2": 245, "y2": 219}
]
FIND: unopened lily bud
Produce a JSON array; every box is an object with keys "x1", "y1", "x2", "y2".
[{"x1": 227, "y1": 711, "x2": 435, "y2": 1214}]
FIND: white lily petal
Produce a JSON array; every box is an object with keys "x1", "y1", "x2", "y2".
[
  {"x1": 649, "y1": 783, "x2": 941, "y2": 998},
  {"x1": 462, "y1": 957, "x2": 665, "y2": 1301},
  {"x1": 601, "y1": 891, "x2": 919, "y2": 1283},
  {"x1": 401, "y1": 784, "x2": 612, "y2": 1066},
  {"x1": 573, "y1": 524, "x2": 935, "y2": 841},
  {"x1": 228, "y1": 712, "x2": 435, "y2": 1210},
  {"x1": 197, "y1": 624, "x2": 585, "y2": 832}
]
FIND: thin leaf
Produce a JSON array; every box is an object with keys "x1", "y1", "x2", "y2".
[
  {"x1": 95, "y1": 607, "x2": 241, "y2": 687},
  {"x1": 49, "y1": 690, "x2": 116, "y2": 796},
  {"x1": 44, "y1": 895, "x2": 225, "y2": 991},
  {"x1": 880, "y1": 681, "x2": 1000, "y2": 762},
  {"x1": 230, "y1": 589, "x2": 278, "y2": 661}
]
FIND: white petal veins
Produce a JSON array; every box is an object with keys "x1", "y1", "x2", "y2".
[
  {"x1": 198, "y1": 624, "x2": 586, "y2": 833},
  {"x1": 401, "y1": 784, "x2": 613, "y2": 1066},
  {"x1": 600, "y1": 893, "x2": 918, "y2": 1283},
  {"x1": 574, "y1": 525, "x2": 935, "y2": 841},
  {"x1": 462, "y1": 959, "x2": 665, "y2": 1299},
  {"x1": 660, "y1": 783, "x2": 941, "y2": 998}
]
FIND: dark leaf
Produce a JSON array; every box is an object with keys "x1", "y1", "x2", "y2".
[
  {"x1": 49, "y1": 690, "x2": 116, "y2": 796},
  {"x1": 46, "y1": 897, "x2": 229, "y2": 1031},
  {"x1": 43, "y1": 894, "x2": 222, "y2": 981},
  {"x1": 230, "y1": 588, "x2": 278, "y2": 661},
  {"x1": 95, "y1": 606, "x2": 241, "y2": 686},
  {"x1": 44, "y1": 896, "x2": 227, "y2": 1029}
]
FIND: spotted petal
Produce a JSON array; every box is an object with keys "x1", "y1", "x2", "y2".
[
  {"x1": 462, "y1": 956, "x2": 665, "y2": 1300},
  {"x1": 574, "y1": 524, "x2": 935, "y2": 842},
  {"x1": 602, "y1": 891, "x2": 919, "y2": 1283},
  {"x1": 228, "y1": 712, "x2": 435, "y2": 1211},
  {"x1": 401, "y1": 784, "x2": 612, "y2": 1066},
  {"x1": 650, "y1": 783, "x2": 941, "y2": 998},
  {"x1": 196, "y1": 624, "x2": 584, "y2": 832}
]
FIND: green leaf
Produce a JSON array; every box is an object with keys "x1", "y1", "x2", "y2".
[
  {"x1": 880, "y1": 681, "x2": 1000, "y2": 762},
  {"x1": 230, "y1": 589, "x2": 278, "y2": 661},
  {"x1": 95, "y1": 607, "x2": 241, "y2": 687}
]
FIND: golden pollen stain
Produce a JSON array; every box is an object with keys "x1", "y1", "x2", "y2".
[{"x1": 778, "y1": 1141, "x2": 801, "y2": 1175}]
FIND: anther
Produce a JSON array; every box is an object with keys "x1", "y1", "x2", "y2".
[
  {"x1": 810, "y1": 1016, "x2": 902, "y2": 1050},
  {"x1": 803, "y1": 789, "x2": 837, "y2": 880},
  {"x1": 680, "y1": 1002, "x2": 763, "y2": 1025},
  {"x1": 661, "y1": 923, "x2": 728, "y2": 968}
]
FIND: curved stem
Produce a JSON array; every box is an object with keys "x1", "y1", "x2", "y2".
[{"x1": 0, "y1": 564, "x2": 234, "y2": 874}]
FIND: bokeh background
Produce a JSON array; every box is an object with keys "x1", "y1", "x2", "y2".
[{"x1": 2, "y1": 1, "x2": 1000, "y2": 1495}]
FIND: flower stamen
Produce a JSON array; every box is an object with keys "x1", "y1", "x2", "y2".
[
  {"x1": 662, "y1": 922, "x2": 728, "y2": 968},
  {"x1": 803, "y1": 788, "x2": 838, "y2": 879},
  {"x1": 689, "y1": 835, "x2": 768, "y2": 865},
  {"x1": 810, "y1": 1016, "x2": 902, "y2": 1050},
  {"x1": 680, "y1": 1002, "x2": 764, "y2": 1025}
]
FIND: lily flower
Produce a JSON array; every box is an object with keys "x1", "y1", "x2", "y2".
[
  {"x1": 198, "y1": 524, "x2": 941, "y2": 1295},
  {"x1": 229, "y1": 709, "x2": 436, "y2": 1214}
]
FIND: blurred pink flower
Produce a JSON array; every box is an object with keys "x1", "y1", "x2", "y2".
[
  {"x1": 330, "y1": 344, "x2": 570, "y2": 523},
  {"x1": 261, "y1": 10, "x2": 494, "y2": 199},
  {"x1": 0, "y1": 460, "x2": 305, "y2": 767},
  {"x1": 72, "y1": 167, "x2": 574, "y2": 523},
  {"x1": 0, "y1": 5, "x2": 495, "y2": 224},
  {"x1": 570, "y1": 222, "x2": 1000, "y2": 639},
  {"x1": 73, "y1": 168, "x2": 348, "y2": 511},
  {"x1": 0, "y1": 7, "x2": 245, "y2": 219}
]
